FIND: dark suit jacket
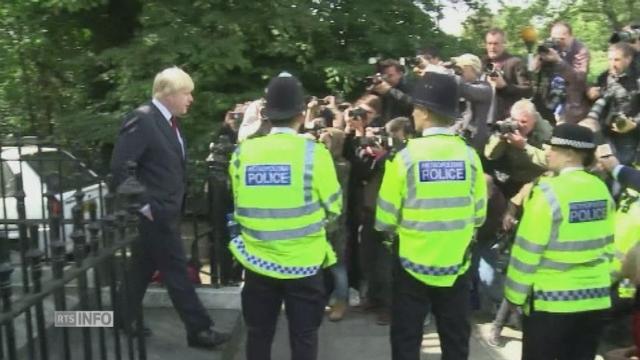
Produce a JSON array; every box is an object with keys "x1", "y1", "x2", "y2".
[
  {"x1": 111, "y1": 101, "x2": 186, "y2": 216},
  {"x1": 484, "y1": 52, "x2": 533, "y2": 121},
  {"x1": 619, "y1": 165, "x2": 640, "y2": 193}
]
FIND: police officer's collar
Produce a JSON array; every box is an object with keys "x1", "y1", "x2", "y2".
[
  {"x1": 270, "y1": 127, "x2": 298, "y2": 135},
  {"x1": 422, "y1": 127, "x2": 455, "y2": 137},
  {"x1": 559, "y1": 166, "x2": 584, "y2": 175}
]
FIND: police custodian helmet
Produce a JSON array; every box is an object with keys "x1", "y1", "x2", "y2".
[
  {"x1": 263, "y1": 72, "x2": 306, "y2": 121},
  {"x1": 548, "y1": 123, "x2": 596, "y2": 150},
  {"x1": 410, "y1": 71, "x2": 459, "y2": 119}
]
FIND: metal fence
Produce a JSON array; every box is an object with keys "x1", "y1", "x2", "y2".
[{"x1": 0, "y1": 135, "x2": 240, "y2": 359}]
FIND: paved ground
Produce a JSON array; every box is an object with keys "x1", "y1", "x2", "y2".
[{"x1": 233, "y1": 309, "x2": 514, "y2": 360}]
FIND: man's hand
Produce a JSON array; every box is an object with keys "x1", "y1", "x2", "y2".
[
  {"x1": 598, "y1": 154, "x2": 620, "y2": 173},
  {"x1": 487, "y1": 73, "x2": 507, "y2": 89},
  {"x1": 586, "y1": 86, "x2": 601, "y2": 101},
  {"x1": 345, "y1": 112, "x2": 365, "y2": 136},
  {"x1": 504, "y1": 130, "x2": 527, "y2": 150},
  {"x1": 371, "y1": 80, "x2": 392, "y2": 95},
  {"x1": 612, "y1": 116, "x2": 637, "y2": 134}
]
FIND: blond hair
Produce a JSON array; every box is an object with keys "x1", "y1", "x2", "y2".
[{"x1": 152, "y1": 67, "x2": 194, "y2": 99}]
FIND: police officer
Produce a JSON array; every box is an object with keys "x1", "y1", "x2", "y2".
[
  {"x1": 229, "y1": 72, "x2": 342, "y2": 360},
  {"x1": 504, "y1": 123, "x2": 614, "y2": 360},
  {"x1": 376, "y1": 72, "x2": 488, "y2": 360}
]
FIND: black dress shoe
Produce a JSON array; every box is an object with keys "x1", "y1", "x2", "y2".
[{"x1": 187, "y1": 329, "x2": 230, "y2": 349}]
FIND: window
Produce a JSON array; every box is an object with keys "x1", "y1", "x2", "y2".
[
  {"x1": 0, "y1": 162, "x2": 16, "y2": 197},
  {"x1": 22, "y1": 150, "x2": 97, "y2": 193}
]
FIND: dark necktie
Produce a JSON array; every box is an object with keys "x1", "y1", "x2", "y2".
[{"x1": 170, "y1": 116, "x2": 179, "y2": 136}]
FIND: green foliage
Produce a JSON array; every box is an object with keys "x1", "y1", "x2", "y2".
[{"x1": 0, "y1": 0, "x2": 472, "y2": 164}]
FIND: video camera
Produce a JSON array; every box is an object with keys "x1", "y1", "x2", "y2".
[
  {"x1": 609, "y1": 28, "x2": 640, "y2": 44},
  {"x1": 537, "y1": 38, "x2": 560, "y2": 54},
  {"x1": 492, "y1": 119, "x2": 519, "y2": 135},
  {"x1": 365, "y1": 73, "x2": 389, "y2": 87}
]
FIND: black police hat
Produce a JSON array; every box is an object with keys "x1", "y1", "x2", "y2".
[
  {"x1": 410, "y1": 72, "x2": 459, "y2": 119},
  {"x1": 548, "y1": 123, "x2": 596, "y2": 150},
  {"x1": 263, "y1": 72, "x2": 306, "y2": 121}
]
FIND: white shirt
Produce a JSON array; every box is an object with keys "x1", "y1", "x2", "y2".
[
  {"x1": 422, "y1": 127, "x2": 455, "y2": 137},
  {"x1": 152, "y1": 98, "x2": 184, "y2": 158},
  {"x1": 559, "y1": 166, "x2": 584, "y2": 175},
  {"x1": 270, "y1": 127, "x2": 298, "y2": 135}
]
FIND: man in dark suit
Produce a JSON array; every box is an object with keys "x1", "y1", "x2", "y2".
[{"x1": 111, "y1": 66, "x2": 229, "y2": 348}]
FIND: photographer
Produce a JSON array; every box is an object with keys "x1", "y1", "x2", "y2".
[
  {"x1": 369, "y1": 59, "x2": 415, "y2": 124},
  {"x1": 483, "y1": 28, "x2": 533, "y2": 122},
  {"x1": 610, "y1": 24, "x2": 640, "y2": 76},
  {"x1": 452, "y1": 54, "x2": 495, "y2": 152},
  {"x1": 217, "y1": 102, "x2": 248, "y2": 144},
  {"x1": 586, "y1": 42, "x2": 640, "y2": 165},
  {"x1": 533, "y1": 21, "x2": 590, "y2": 124},
  {"x1": 342, "y1": 94, "x2": 393, "y2": 325},
  {"x1": 485, "y1": 99, "x2": 553, "y2": 198}
]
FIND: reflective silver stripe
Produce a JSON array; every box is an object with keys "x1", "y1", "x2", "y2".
[
  {"x1": 242, "y1": 221, "x2": 324, "y2": 241},
  {"x1": 303, "y1": 140, "x2": 315, "y2": 204},
  {"x1": 398, "y1": 149, "x2": 416, "y2": 200},
  {"x1": 375, "y1": 218, "x2": 396, "y2": 232},
  {"x1": 515, "y1": 236, "x2": 546, "y2": 254},
  {"x1": 505, "y1": 277, "x2": 531, "y2": 294},
  {"x1": 509, "y1": 257, "x2": 537, "y2": 274},
  {"x1": 539, "y1": 257, "x2": 606, "y2": 271},
  {"x1": 538, "y1": 182, "x2": 562, "y2": 245},
  {"x1": 534, "y1": 287, "x2": 609, "y2": 301},
  {"x1": 404, "y1": 196, "x2": 471, "y2": 209},
  {"x1": 475, "y1": 198, "x2": 485, "y2": 211},
  {"x1": 400, "y1": 257, "x2": 462, "y2": 276},
  {"x1": 546, "y1": 235, "x2": 614, "y2": 251},
  {"x1": 236, "y1": 202, "x2": 321, "y2": 218},
  {"x1": 466, "y1": 147, "x2": 476, "y2": 201},
  {"x1": 377, "y1": 197, "x2": 399, "y2": 216},
  {"x1": 401, "y1": 218, "x2": 471, "y2": 232}
]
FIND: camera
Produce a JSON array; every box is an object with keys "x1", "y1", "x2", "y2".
[
  {"x1": 443, "y1": 60, "x2": 463, "y2": 76},
  {"x1": 537, "y1": 38, "x2": 560, "y2": 54},
  {"x1": 609, "y1": 28, "x2": 640, "y2": 44},
  {"x1": 365, "y1": 73, "x2": 388, "y2": 87},
  {"x1": 485, "y1": 63, "x2": 502, "y2": 78},
  {"x1": 400, "y1": 56, "x2": 423, "y2": 68},
  {"x1": 348, "y1": 107, "x2": 368, "y2": 119},
  {"x1": 588, "y1": 82, "x2": 639, "y2": 128},
  {"x1": 493, "y1": 119, "x2": 519, "y2": 135}
]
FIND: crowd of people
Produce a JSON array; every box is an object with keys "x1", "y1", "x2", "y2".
[{"x1": 111, "y1": 19, "x2": 640, "y2": 360}]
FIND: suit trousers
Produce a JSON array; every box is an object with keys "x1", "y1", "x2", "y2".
[
  {"x1": 121, "y1": 212, "x2": 212, "y2": 334},
  {"x1": 391, "y1": 260, "x2": 471, "y2": 360},
  {"x1": 521, "y1": 308, "x2": 607, "y2": 360},
  {"x1": 242, "y1": 269, "x2": 326, "y2": 360}
]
